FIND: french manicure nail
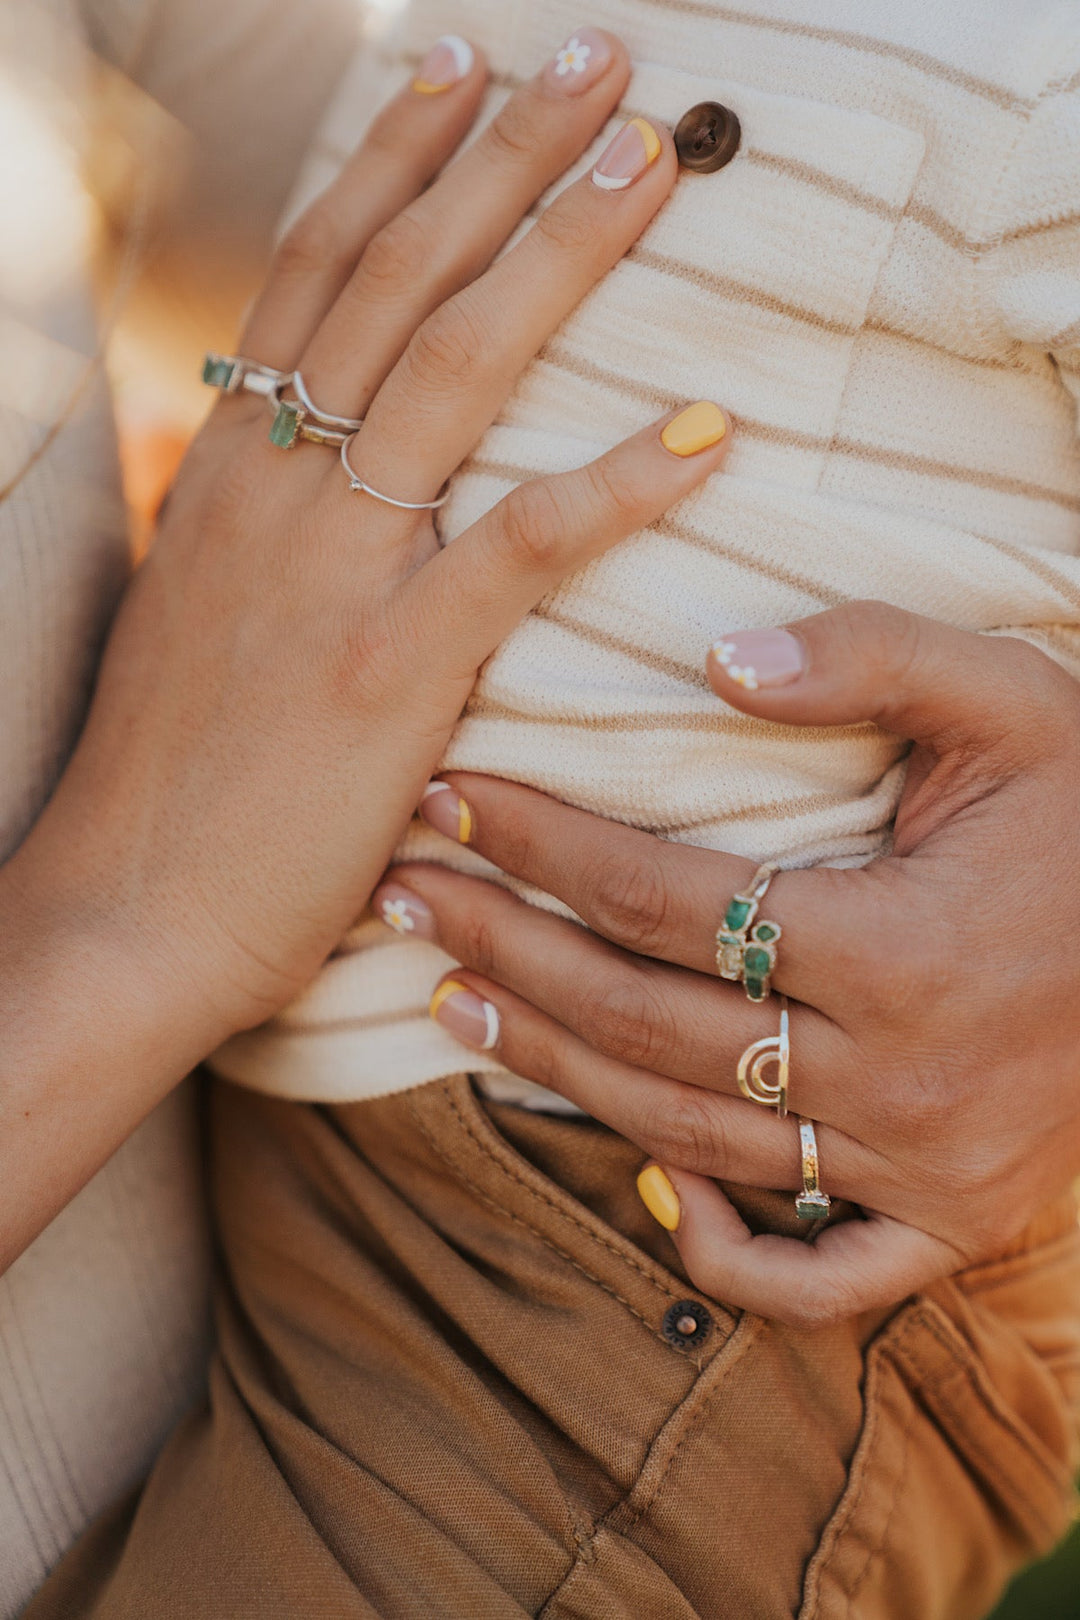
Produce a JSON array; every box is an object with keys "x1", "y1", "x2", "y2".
[
  {"x1": 373, "y1": 883, "x2": 437, "y2": 941},
  {"x1": 637, "y1": 1165, "x2": 681, "y2": 1232},
  {"x1": 661, "y1": 401, "x2": 727, "y2": 457},
  {"x1": 592, "y1": 117, "x2": 662, "y2": 191},
  {"x1": 709, "y1": 629, "x2": 805, "y2": 691},
  {"x1": 543, "y1": 28, "x2": 612, "y2": 95},
  {"x1": 419, "y1": 781, "x2": 472, "y2": 843},
  {"x1": 413, "y1": 35, "x2": 474, "y2": 94},
  {"x1": 429, "y1": 980, "x2": 500, "y2": 1050}
]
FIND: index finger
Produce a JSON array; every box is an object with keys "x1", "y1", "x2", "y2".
[{"x1": 658, "y1": 1166, "x2": 963, "y2": 1326}]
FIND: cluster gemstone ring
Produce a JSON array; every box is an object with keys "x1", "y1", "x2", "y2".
[{"x1": 716, "y1": 862, "x2": 782, "y2": 1002}]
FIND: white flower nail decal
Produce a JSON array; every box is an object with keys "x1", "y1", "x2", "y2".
[
  {"x1": 712, "y1": 640, "x2": 759, "y2": 691},
  {"x1": 382, "y1": 898, "x2": 415, "y2": 934},
  {"x1": 554, "y1": 36, "x2": 592, "y2": 76}
]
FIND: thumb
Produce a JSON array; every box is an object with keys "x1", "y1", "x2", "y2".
[{"x1": 705, "y1": 601, "x2": 1061, "y2": 756}]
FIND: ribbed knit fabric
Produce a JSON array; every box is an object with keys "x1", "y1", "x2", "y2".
[{"x1": 213, "y1": 0, "x2": 1080, "y2": 1104}]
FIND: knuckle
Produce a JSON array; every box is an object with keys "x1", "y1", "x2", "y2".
[
  {"x1": 497, "y1": 478, "x2": 570, "y2": 572},
  {"x1": 581, "y1": 453, "x2": 645, "y2": 527},
  {"x1": 585, "y1": 849, "x2": 671, "y2": 956},
  {"x1": 587, "y1": 966, "x2": 678, "y2": 1071},
  {"x1": 273, "y1": 205, "x2": 340, "y2": 282},
  {"x1": 404, "y1": 298, "x2": 488, "y2": 399},
  {"x1": 451, "y1": 906, "x2": 501, "y2": 981},
  {"x1": 485, "y1": 95, "x2": 542, "y2": 168},
  {"x1": 533, "y1": 198, "x2": 600, "y2": 259},
  {"x1": 642, "y1": 1091, "x2": 729, "y2": 1175},
  {"x1": 356, "y1": 212, "x2": 430, "y2": 298}
]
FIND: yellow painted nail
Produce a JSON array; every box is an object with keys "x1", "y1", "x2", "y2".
[
  {"x1": 413, "y1": 35, "x2": 474, "y2": 94},
  {"x1": 637, "y1": 1165, "x2": 681, "y2": 1232},
  {"x1": 429, "y1": 979, "x2": 469, "y2": 1019},
  {"x1": 629, "y1": 116, "x2": 662, "y2": 165},
  {"x1": 661, "y1": 401, "x2": 728, "y2": 457}
]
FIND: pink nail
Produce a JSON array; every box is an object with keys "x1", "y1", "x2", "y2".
[
  {"x1": 592, "y1": 117, "x2": 662, "y2": 192},
  {"x1": 419, "y1": 782, "x2": 472, "y2": 843},
  {"x1": 373, "y1": 883, "x2": 437, "y2": 942},
  {"x1": 543, "y1": 29, "x2": 612, "y2": 95},
  {"x1": 430, "y1": 980, "x2": 500, "y2": 1051},
  {"x1": 413, "y1": 35, "x2": 474, "y2": 93},
  {"x1": 709, "y1": 630, "x2": 805, "y2": 691}
]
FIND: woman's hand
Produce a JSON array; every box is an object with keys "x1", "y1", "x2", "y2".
[
  {"x1": 0, "y1": 33, "x2": 733, "y2": 1266},
  {"x1": 378, "y1": 603, "x2": 1080, "y2": 1326}
]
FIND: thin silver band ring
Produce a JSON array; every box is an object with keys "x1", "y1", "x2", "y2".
[
  {"x1": 292, "y1": 371, "x2": 364, "y2": 431},
  {"x1": 339, "y1": 433, "x2": 451, "y2": 511}
]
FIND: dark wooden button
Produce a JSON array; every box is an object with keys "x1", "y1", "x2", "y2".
[
  {"x1": 661, "y1": 1299, "x2": 713, "y2": 1349},
  {"x1": 674, "y1": 101, "x2": 741, "y2": 173}
]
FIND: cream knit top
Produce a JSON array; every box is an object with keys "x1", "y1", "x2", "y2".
[{"x1": 213, "y1": 0, "x2": 1080, "y2": 1104}]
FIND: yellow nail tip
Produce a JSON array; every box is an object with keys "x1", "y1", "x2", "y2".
[
  {"x1": 429, "y1": 980, "x2": 468, "y2": 1019},
  {"x1": 412, "y1": 79, "x2": 450, "y2": 94},
  {"x1": 457, "y1": 800, "x2": 472, "y2": 844},
  {"x1": 628, "y1": 116, "x2": 662, "y2": 165},
  {"x1": 637, "y1": 1165, "x2": 681, "y2": 1232},
  {"x1": 661, "y1": 401, "x2": 727, "y2": 458}
]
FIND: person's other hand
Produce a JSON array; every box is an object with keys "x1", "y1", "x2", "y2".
[{"x1": 378, "y1": 604, "x2": 1080, "y2": 1324}]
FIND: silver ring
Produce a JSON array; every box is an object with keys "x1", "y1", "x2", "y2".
[
  {"x1": 203, "y1": 353, "x2": 288, "y2": 398},
  {"x1": 292, "y1": 371, "x2": 364, "y2": 431},
  {"x1": 339, "y1": 433, "x2": 451, "y2": 510},
  {"x1": 795, "y1": 1118, "x2": 832, "y2": 1221}
]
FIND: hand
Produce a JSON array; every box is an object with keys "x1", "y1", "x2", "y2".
[
  {"x1": 0, "y1": 35, "x2": 734, "y2": 1264},
  {"x1": 377, "y1": 603, "x2": 1080, "y2": 1326}
]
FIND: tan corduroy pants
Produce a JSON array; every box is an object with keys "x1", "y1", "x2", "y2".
[{"x1": 26, "y1": 1076, "x2": 1080, "y2": 1619}]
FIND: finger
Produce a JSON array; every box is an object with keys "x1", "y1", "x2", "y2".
[
  {"x1": 415, "y1": 772, "x2": 841, "y2": 1009},
  {"x1": 351, "y1": 114, "x2": 678, "y2": 503},
  {"x1": 657, "y1": 1169, "x2": 962, "y2": 1326},
  {"x1": 376, "y1": 862, "x2": 862, "y2": 1130},
  {"x1": 401, "y1": 404, "x2": 732, "y2": 670},
  {"x1": 240, "y1": 40, "x2": 488, "y2": 370},
  {"x1": 410, "y1": 950, "x2": 891, "y2": 1201},
  {"x1": 301, "y1": 30, "x2": 630, "y2": 419},
  {"x1": 705, "y1": 601, "x2": 1072, "y2": 766}
]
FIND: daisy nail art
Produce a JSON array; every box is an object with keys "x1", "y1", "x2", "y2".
[
  {"x1": 709, "y1": 630, "x2": 805, "y2": 690},
  {"x1": 544, "y1": 28, "x2": 611, "y2": 95},
  {"x1": 373, "y1": 885, "x2": 437, "y2": 941}
]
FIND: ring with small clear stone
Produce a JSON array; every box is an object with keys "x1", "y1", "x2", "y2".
[{"x1": 339, "y1": 432, "x2": 451, "y2": 511}]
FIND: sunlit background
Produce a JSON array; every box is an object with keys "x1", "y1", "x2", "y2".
[{"x1": 1, "y1": 1, "x2": 1079, "y2": 1612}]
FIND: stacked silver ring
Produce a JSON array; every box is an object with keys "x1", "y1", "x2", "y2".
[{"x1": 202, "y1": 353, "x2": 288, "y2": 398}]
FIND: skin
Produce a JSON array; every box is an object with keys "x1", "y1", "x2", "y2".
[
  {"x1": 381, "y1": 602, "x2": 1080, "y2": 1328},
  {"x1": 0, "y1": 32, "x2": 735, "y2": 1271}
]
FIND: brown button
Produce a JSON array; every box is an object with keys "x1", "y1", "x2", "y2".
[
  {"x1": 661, "y1": 1299, "x2": 713, "y2": 1349},
  {"x1": 674, "y1": 101, "x2": 741, "y2": 173}
]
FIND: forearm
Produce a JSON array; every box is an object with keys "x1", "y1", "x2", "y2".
[{"x1": 0, "y1": 838, "x2": 229, "y2": 1271}]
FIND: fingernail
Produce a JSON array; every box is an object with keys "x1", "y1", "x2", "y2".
[
  {"x1": 372, "y1": 883, "x2": 437, "y2": 942},
  {"x1": 429, "y1": 980, "x2": 500, "y2": 1051},
  {"x1": 592, "y1": 117, "x2": 662, "y2": 191},
  {"x1": 543, "y1": 28, "x2": 612, "y2": 95},
  {"x1": 709, "y1": 630, "x2": 805, "y2": 691},
  {"x1": 661, "y1": 401, "x2": 727, "y2": 457},
  {"x1": 413, "y1": 35, "x2": 474, "y2": 93},
  {"x1": 637, "y1": 1165, "x2": 681, "y2": 1232},
  {"x1": 419, "y1": 781, "x2": 472, "y2": 843}
]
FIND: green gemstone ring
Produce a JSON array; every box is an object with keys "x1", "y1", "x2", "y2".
[
  {"x1": 202, "y1": 352, "x2": 288, "y2": 398},
  {"x1": 716, "y1": 863, "x2": 782, "y2": 1002}
]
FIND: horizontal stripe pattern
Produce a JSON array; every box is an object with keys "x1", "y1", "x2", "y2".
[{"x1": 221, "y1": 0, "x2": 1080, "y2": 1104}]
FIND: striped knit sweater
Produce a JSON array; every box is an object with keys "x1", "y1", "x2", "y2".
[{"x1": 213, "y1": 0, "x2": 1080, "y2": 1103}]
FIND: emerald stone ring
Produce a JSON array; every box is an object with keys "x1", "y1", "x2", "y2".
[
  {"x1": 202, "y1": 352, "x2": 288, "y2": 398},
  {"x1": 267, "y1": 384, "x2": 352, "y2": 450},
  {"x1": 795, "y1": 1118, "x2": 831, "y2": 1221},
  {"x1": 716, "y1": 862, "x2": 782, "y2": 1002},
  {"x1": 736, "y1": 996, "x2": 789, "y2": 1117}
]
